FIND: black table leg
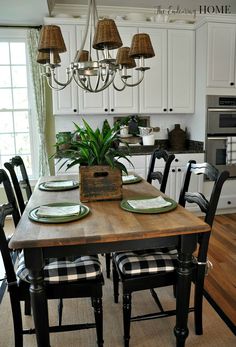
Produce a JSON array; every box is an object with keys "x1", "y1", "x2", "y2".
[
  {"x1": 174, "y1": 234, "x2": 196, "y2": 347},
  {"x1": 25, "y1": 249, "x2": 50, "y2": 347},
  {"x1": 28, "y1": 268, "x2": 50, "y2": 347}
]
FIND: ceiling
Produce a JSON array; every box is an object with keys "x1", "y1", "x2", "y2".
[{"x1": 0, "y1": 0, "x2": 235, "y2": 26}]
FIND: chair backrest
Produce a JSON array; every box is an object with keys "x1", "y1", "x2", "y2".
[
  {"x1": 0, "y1": 202, "x2": 18, "y2": 288},
  {"x1": 147, "y1": 149, "x2": 175, "y2": 193},
  {"x1": 4, "y1": 156, "x2": 32, "y2": 215},
  {"x1": 178, "y1": 161, "x2": 229, "y2": 262},
  {"x1": 0, "y1": 169, "x2": 20, "y2": 227}
]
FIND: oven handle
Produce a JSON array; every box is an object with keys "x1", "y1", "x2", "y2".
[
  {"x1": 208, "y1": 108, "x2": 236, "y2": 112},
  {"x1": 207, "y1": 137, "x2": 227, "y2": 140}
]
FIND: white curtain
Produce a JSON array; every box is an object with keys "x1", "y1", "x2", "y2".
[{"x1": 27, "y1": 28, "x2": 50, "y2": 176}]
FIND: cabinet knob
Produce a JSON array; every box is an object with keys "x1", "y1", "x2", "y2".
[
  {"x1": 178, "y1": 168, "x2": 181, "y2": 172},
  {"x1": 111, "y1": 108, "x2": 114, "y2": 112},
  {"x1": 230, "y1": 82, "x2": 235, "y2": 86},
  {"x1": 172, "y1": 169, "x2": 175, "y2": 172},
  {"x1": 227, "y1": 201, "x2": 232, "y2": 205},
  {"x1": 175, "y1": 159, "x2": 179, "y2": 162},
  {"x1": 169, "y1": 108, "x2": 173, "y2": 112},
  {"x1": 73, "y1": 109, "x2": 77, "y2": 113},
  {"x1": 163, "y1": 108, "x2": 167, "y2": 112},
  {"x1": 104, "y1": 108, "x2": 108, "y2": 112}
]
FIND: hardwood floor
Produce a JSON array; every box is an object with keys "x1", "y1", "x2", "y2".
[{"x1": 204, "y1": 213, "x2": 236, "y2": 333}]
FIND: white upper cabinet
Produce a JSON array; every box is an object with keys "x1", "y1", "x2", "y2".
[
  {"x1": 168, "y1": 30, "x2": 195, "y2": 113},
  {"x1": 52, "y1": 25, "x2": 78, "y2": 115},
  {"x1": 49, "y1": 19, "x2": 195, "y2": 115},
  {"x1": 207, "y1": 22, "x2": 236, "y2": 88},
  {"x1": 139, "y1": 28, "x2": 167, "y2": 113},
  {"x1": 78, "y1": 25, "x2": 139, "y2": 114},
  {"x1": 139, "y1": 27, "x2": 195, "y2": 114}
]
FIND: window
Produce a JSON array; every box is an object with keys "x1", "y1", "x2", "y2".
[{"x1": 0, "y1": 29, "x2": 39, "y2": 179}]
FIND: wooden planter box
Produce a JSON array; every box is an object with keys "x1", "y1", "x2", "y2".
[{"x1": 79, "y1": 166, "x2": 122, "y2": 202}]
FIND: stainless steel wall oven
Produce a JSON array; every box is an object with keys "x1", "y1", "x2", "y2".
[{"x1": 206, "y1": 95, "x2": 236, "y2": 177}]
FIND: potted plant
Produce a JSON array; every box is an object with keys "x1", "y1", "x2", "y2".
[{"x1": 55, "y1": 119, "x2": 132, "y2": 202}]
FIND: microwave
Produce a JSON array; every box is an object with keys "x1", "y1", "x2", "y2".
[{"x1": 207, "y1": 95, "x2": 236, "y2": 135}]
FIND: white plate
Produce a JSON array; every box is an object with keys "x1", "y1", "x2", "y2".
[{"x1": 119, "y1": 134, "x2": 132, "y2": 138}]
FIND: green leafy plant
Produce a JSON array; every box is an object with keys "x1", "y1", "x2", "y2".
[{"x1": 54, "y1": 119, "x2": 132, "y2": 174}]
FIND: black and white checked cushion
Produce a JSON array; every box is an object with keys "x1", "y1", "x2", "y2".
[
  {"x1": 114, "y1": 248, "x2": 178, "y2": 276},
  {"x1": 16, "y1": 251, "x2": 101, "y2": 284}
]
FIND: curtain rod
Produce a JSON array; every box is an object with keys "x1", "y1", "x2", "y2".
[{"x1": 0, "y1": 25, "x2": 42, "y2": 30}]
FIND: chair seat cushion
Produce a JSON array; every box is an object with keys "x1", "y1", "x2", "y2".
[
  {"x1": 113, "y1": 248, "x2": 178, "y2": 276},
  {"x1": 16, "y1": 252, "x2": 102, "y2": 284}
]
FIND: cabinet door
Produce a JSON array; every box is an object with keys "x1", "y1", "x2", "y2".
[
  {"x1": 52, "y1": 25, "x2": 78, "y2": 115},
  {"x1": 168, "y1": 29, "x2": 195, "y2": 113},
  {"x1": 77, "y1": 26, "x2": 109, "y2": 114},
  {"x1": 207, "y1": 23, "x2": 236, "y2": 88},
  {"x1": 139, "y1": 28, "x2": 167, "y2": 113},
  {"x1": 109, "y1": 26, "x2": 139, "y2": 114},
  {"x1": 78, "y1": 25, "x2": 139, "y2": 114}
]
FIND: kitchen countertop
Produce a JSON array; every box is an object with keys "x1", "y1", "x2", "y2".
[
  {"x1": 119, "y1": 139, "x2": 204, "y2": 155},
  {"x1": 55, "y1": 140, "x2": 204, "y2": 159}
]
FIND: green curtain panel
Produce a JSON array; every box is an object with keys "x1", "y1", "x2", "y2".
[{"x1": 27, "y1": 29, "x2": 50, "y2": 176}]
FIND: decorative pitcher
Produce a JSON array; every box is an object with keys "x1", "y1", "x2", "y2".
[{"x1": 167, "y1": 124, "x2": 187, "y2": 151}]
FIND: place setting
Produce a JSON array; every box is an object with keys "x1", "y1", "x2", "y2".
[
  {"x1": 28, "y1": 202, "x2": 90, "y2": 223},
  {"x1": 120, "y1": 195, "x2": 177, "y2": 214},
  {"x1": 122, "y1": 173, "x2": 142, "y2": 184},
  {"x1": 38, "y1": 179, "x2": 79, "y2": 191}
]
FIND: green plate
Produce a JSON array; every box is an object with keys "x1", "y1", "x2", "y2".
[
  {"x1": 122, "y1": 175, "x2": 142, "y2": 185},
  {"x1": 120, "y1": 196, "x2": 177, "y2": 214},
  {"x1": 38, "y1": 180, "x2": 79, "y2": 191},
  {"x1": 29, "y1": 202, "x2": 89, "y2": 224}
]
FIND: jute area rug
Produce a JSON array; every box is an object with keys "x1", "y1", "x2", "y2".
[{"x1": 0, "y1": 264, "x2": 235, "y2": 347}]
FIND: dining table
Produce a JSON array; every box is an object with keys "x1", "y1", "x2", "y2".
[{"x1": 9, "y1": 174, "x2": 210, "y2": 347}]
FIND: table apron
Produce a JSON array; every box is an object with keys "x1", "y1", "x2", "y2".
[{"x1": 23, "y1": 234, "x2": 198, "y2": 269}]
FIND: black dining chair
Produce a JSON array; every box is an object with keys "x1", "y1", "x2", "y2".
[
  {"x1": 105, "y1": 149, "x2": 175, "y2": 279},
  {"x1": 0, "y1": 168, "x2": 104, "y2": 347},
  {"x1": 112, "y1": 161, "x2": 229, "y2": 347},
  {"x1": 4, "y1": 156, "x2": 32, "y2": 215},
  {"x1": 146, "y1": 149, "x2": 175, "y2": 192}
]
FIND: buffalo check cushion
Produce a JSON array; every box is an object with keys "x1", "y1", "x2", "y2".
[
  {"x1": 114, "y1": 248, "x2": 178, "y2": 276},
  {"x1": 16, "y1": 252, "x2": 101, "y2": 283}
]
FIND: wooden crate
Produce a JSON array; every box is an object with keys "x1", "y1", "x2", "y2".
[{"x1": 80, "y1": 166, "x2": 122, "y2": 202}]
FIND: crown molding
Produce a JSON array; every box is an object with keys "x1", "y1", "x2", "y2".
[{"x1": 52, "y1": 4, "x2": 155, "y2": 17}]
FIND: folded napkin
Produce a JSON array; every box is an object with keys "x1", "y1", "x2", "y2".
[
  {"x1": 127, "y1": 196, "x2": 172, "y2": 210},
  {"x1": 44, "y1": 180, "x2": 75, "y2": 188},
  {"x1": 37, "y1": 205, "x2": 81, "y2": 218},
  {"x1": 122, "y1": 175, "x2": 137, "y2": 183}
]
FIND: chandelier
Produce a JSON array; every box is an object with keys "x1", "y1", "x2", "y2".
[{"x1": 37, "y1": 0, "x2": 155, "y2": 93}]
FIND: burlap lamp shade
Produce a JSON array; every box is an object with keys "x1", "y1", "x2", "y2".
[
  {"x1": 93, "y1": 19, "x2": 122, "y2": 50},
  {"x1": 36, "y1": 51, "x2": 61, "y2": 65},
  {"x1": 116, "y1": 47, "x2": 136, "y2": 69},
  {"x1": 38, "y1": 25, "x2": 66, "y2": 53},
  {"x1": 129, "y1": 33, "x2": 155, "y2": 59}
]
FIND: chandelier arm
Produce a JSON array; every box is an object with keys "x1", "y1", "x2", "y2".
[
  {"x1": 73, "y1": 68, "x2": 116, "y2": 93},
  {"x1": 50, "y1": 67, "x2": 73, "y2": 87},
  {"x1": 94, "y1": 0, "x2": 99, "y2": 21},
  {"x1": 72, "y1": 72, "x2": 89, "y2": 89},
  {"x1": 74, "y1": 0, "x2": 92, "y2": 62},
  {"x1": 100, "y1": 64, "x2": 113, "y2": 86},
  {"x1": 96, "y1": 72, "x2": 116, "y2": 92},
  {"x1": 112, "y1": 79, "x2": 126, "y2": 91},
  {"x1": 87, "y1": 75, "x2": 94, "y2": 90},
  {"x1": 93, "y1": 68, "x2": 102, "y2": 91},
  {"x1": 43, "y1": 73, "x2": 68, "y2": 91},
  {"x1": 100, "y1": 63, "x2": 108, "y2": 82},
  {"x1": 121, "y1": 70, "x2": 145, "y2": 87}
]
